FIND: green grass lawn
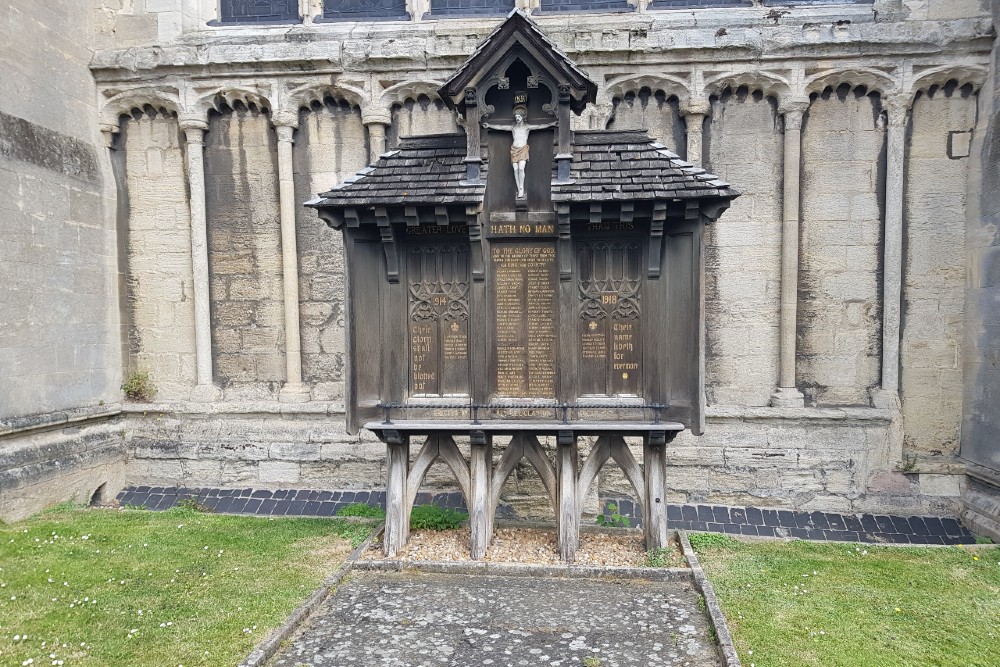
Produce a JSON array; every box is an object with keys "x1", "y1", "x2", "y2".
[
  {"x1": 691, "y1": 533, "x2": 1000, "y2": 667},
  {"x1": 0, "y1": 505, "x2": 373, "y2": 667}
]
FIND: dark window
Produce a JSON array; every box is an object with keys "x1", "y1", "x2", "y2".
[
  {"x1": 219, "y1": 0, "x2": 299, "y2": 23},
  {"x1": 763, "y1": 0, "x2": 872, "y2": 5},
  {"x1": 537, "y1": 0, "x2": 632, "y2": 12},
  {"x1": 648, "y1": 0, "x2": 751, "y2": 8},
  {"x1": 429, "y1": 0, "x2": 514, "y2": 17},
  {"x1": 322, "y1": 0, "x2": 409, "y2": 20}
]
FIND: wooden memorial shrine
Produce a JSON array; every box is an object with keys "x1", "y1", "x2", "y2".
[{"x1": 308, "y1": 10, "x2": 738, "y2": 561}]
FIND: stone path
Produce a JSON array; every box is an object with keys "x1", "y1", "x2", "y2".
[
  {"x1": 268, "y1": 571, "x2": 721, "y2": 667},
  {"x1": 117, "y1": 485, "x2": 977, "y2": 545}
]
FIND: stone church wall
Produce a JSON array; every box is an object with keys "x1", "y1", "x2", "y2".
[
  {"x1": 960, "y1": 0, "x2": 1000, "y2": 540},
  {"x1": 798, "y1": 87, "x2": 886, "y2": 406},
  {"x1": 121, "y1": 112, "x2": 198, "y2": 401},
  {"x1": 902, "y1": 86, "x2": 978, "y2": 460},
  {"x1": 293, "y1": 99, "x2": 369, "y2": 400},
  {"x1": 2, "y1": 1, "x2": 994, "y2": 521},
  {"x1": 388, "y1": 96, "x2": 460, "y2": 147},
  {"x1": 206, "y1": 105, "x2": 286, "y2": 397},
  {"x1": 704, "y1": 90, "x2": 784, "y2": 407},
  {"x1": 606, "y1": 90, "x2": 686, "y2": 157},
  {"x1": 0, "y1": 1, "x2": 126, "y2": 520}
]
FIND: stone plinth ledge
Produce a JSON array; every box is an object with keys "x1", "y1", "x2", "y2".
[{"x1": 0, "y1": 404, "x2": 123, "y2": 438}]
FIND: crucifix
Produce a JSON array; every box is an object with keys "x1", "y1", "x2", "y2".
[{"x1": 483, "y1": 105, "x2": 557, "y2": 199}]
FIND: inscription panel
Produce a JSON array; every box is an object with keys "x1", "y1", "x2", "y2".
[
  {"x1": 578, "y1": 239, "x2": 643, "y2": 396},
  {"x1": 408, "y1": 243, "x2": 471, "y2": 396},
  {"x1": 491, "y1": 243, "x2": 558, "y2": 398}
]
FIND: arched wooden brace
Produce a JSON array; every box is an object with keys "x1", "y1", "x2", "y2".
[
  {"x1": 489, "y1": 434, "x2": 559, "y2": 539},
  {"x1": 384, "y1": 434, "x2": 473, "y2": 557},
  {"x1": 404, "y1": 434, "x2": 473, "y2": 522},
  {"x1": 568, "y1": 434, "x2": 673, "y2": 560},
  {"x1": 575, "y1": 436, "x2": 645, "y2": 524}
]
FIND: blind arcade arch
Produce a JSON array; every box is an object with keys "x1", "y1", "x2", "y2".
[{"x1": 308, "y1": 10, "x2": 738, "y2": 561}]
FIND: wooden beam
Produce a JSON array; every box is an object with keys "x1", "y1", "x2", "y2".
[
  {"x1": 557, "y1": 431, "x2": 579, "y2": 562},
  {"x1": 469, "y1": 435, "x2": 493, "y2": 559},
  {"x1": 375, "y1": 206, "x2": 399, "y2": 283},
  {"x1": 648, "y1": 201, "x2": 666, "y2": 278},
  {"x1": 643, "y1": 435, "x2": 669, "y2": 550},
  {"x1": 385, "y1": 437, "x2": 410, "y2": 557}
]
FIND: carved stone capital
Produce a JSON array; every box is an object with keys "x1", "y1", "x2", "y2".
[
  {"x1": 882, "y1": 95, "x2": 912, "y2": 128},
  {"x1": 270, "y1": 109, "x2": 300, "y2": 130},
  {"x1": 181, "y1": 122, "x2": 208, "y2": 145},
  {"x1": 178, "y1": 117, "x2": 209, "y2": 133},
  {"x1": 779, "y1": 100, "x2": 810, "y2": 130},
  {"x1": 361, "y1": 109, "x2": 392, "y2": 127},
  {"x1": 680, "y1": 100, "x2": 711, "y2": 117}
]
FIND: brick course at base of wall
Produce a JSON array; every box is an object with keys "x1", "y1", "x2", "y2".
[
  {"x1": 114, "y1": 485, "x2": 977, "y2": 545},
  {"x1": 122, "y1": 404, "x2": 966, "y2": 519}
]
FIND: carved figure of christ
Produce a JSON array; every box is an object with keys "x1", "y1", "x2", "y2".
[{"x1": 483, "y1": 109, "x2": 557, "y2": 199}]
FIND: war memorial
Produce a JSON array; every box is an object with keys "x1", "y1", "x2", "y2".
[{"x1": 2, "y1": 0, "x2": 1000, "y2": 552}]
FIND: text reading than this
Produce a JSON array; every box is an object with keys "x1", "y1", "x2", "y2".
[{"x1": 491, "y1": 243, "x2": 558, "y2": 399}]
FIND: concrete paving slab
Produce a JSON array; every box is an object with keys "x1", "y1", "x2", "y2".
[{"x1": 269, "y1": 571, "x2": 721, "y2": 667}]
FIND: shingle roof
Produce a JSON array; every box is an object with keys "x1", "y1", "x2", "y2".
[
  {"x1": 306, "y1": 134, "x2": 486, "y2": 209},
  {"x1": 438, "y1": 9, "x2": 597, "y2": 113},
  {"x1": 306, "y1": 130, "x2": 738, "y2": 211},
  {"x1": 551, "y1": 130, "x2": 739, "y2": 203}
]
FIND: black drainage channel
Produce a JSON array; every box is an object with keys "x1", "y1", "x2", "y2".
[{"x1": 115, "y1": 486, "x2": 976, "y2": 545}]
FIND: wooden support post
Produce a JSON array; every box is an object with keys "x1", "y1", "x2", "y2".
[
  {"x1": 557, "y1": 430, "x2": 579, "y2": 562},
  {"x1": 469, "y1": 431, "x2": 492, "y2": 559},
  {"x1": 384, "y1": 433, "x2": 410, "y2": 557},
  {"x1": 643, "y1": 432, "x2": 668, "y2": 550}
]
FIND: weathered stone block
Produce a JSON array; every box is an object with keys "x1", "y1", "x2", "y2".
[
  {"x1": 269, "y1": 441, "x2": 322, "y2": 462},
  {"x1": 258, "y1": 461, "x2": 301, "y2": 483},
  {"x1": 919, "y1": 473, "x2": 962, "y2": 497}
]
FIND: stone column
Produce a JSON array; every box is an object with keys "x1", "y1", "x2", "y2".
[
  {"x1": 770, "y1": 101, "x2": 810, "y2": 408},
  {"x1": 274, "y1": 122, "x2": 311, "y2": 402},
  {"x1": 874, "y1": 96, "x2": 910, "y2": 409},
  {"x1": 682, "y1": 102, "x2": 710, "y2": 165},
  {"x1": 363, "y1": 110, "x2": 392, "y2": 166},
  {"x1": 181, "y1": 119, "x2": 222, "y2": 402}
]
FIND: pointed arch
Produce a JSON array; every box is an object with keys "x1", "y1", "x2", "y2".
[
  {"x1": 603, "y1": 74, "x2": 691, "y2": 106},
  {"x1": 283, "y1": 81, "x2": 367, "y2": 113},
  {"x1": 704, "y1": 71, "x2": 792, "y2": 103},
  {"x1": 101, "y1": 86, "x2": 180, "y2": 128},
  {"x1": 190, "y1": 85, "x2": 274, "y2": 119},
  {"x1": 910, "y1": 64, "x2": 988, "y2": 98},
  {"x1": 805, "y1": 68, "x2": 898, "y2": 96},
  {"x1": 380, "y1": 79, "x2": 449, "y2": 108}
]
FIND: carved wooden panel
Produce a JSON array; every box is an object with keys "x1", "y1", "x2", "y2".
[
  {"x1": 577, "y1": 239, "x2": 643, "y2": 396},
  {"x1": 407, "y1": 243, "x2": 471, "y2": 396},
  {"x1": 490, "y1": 242, "x2": 558, "y2": 398}
]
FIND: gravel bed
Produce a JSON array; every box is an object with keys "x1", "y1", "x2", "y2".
[{"x1": 364, "y1": 526, "x2": 687, "y2": 568}]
